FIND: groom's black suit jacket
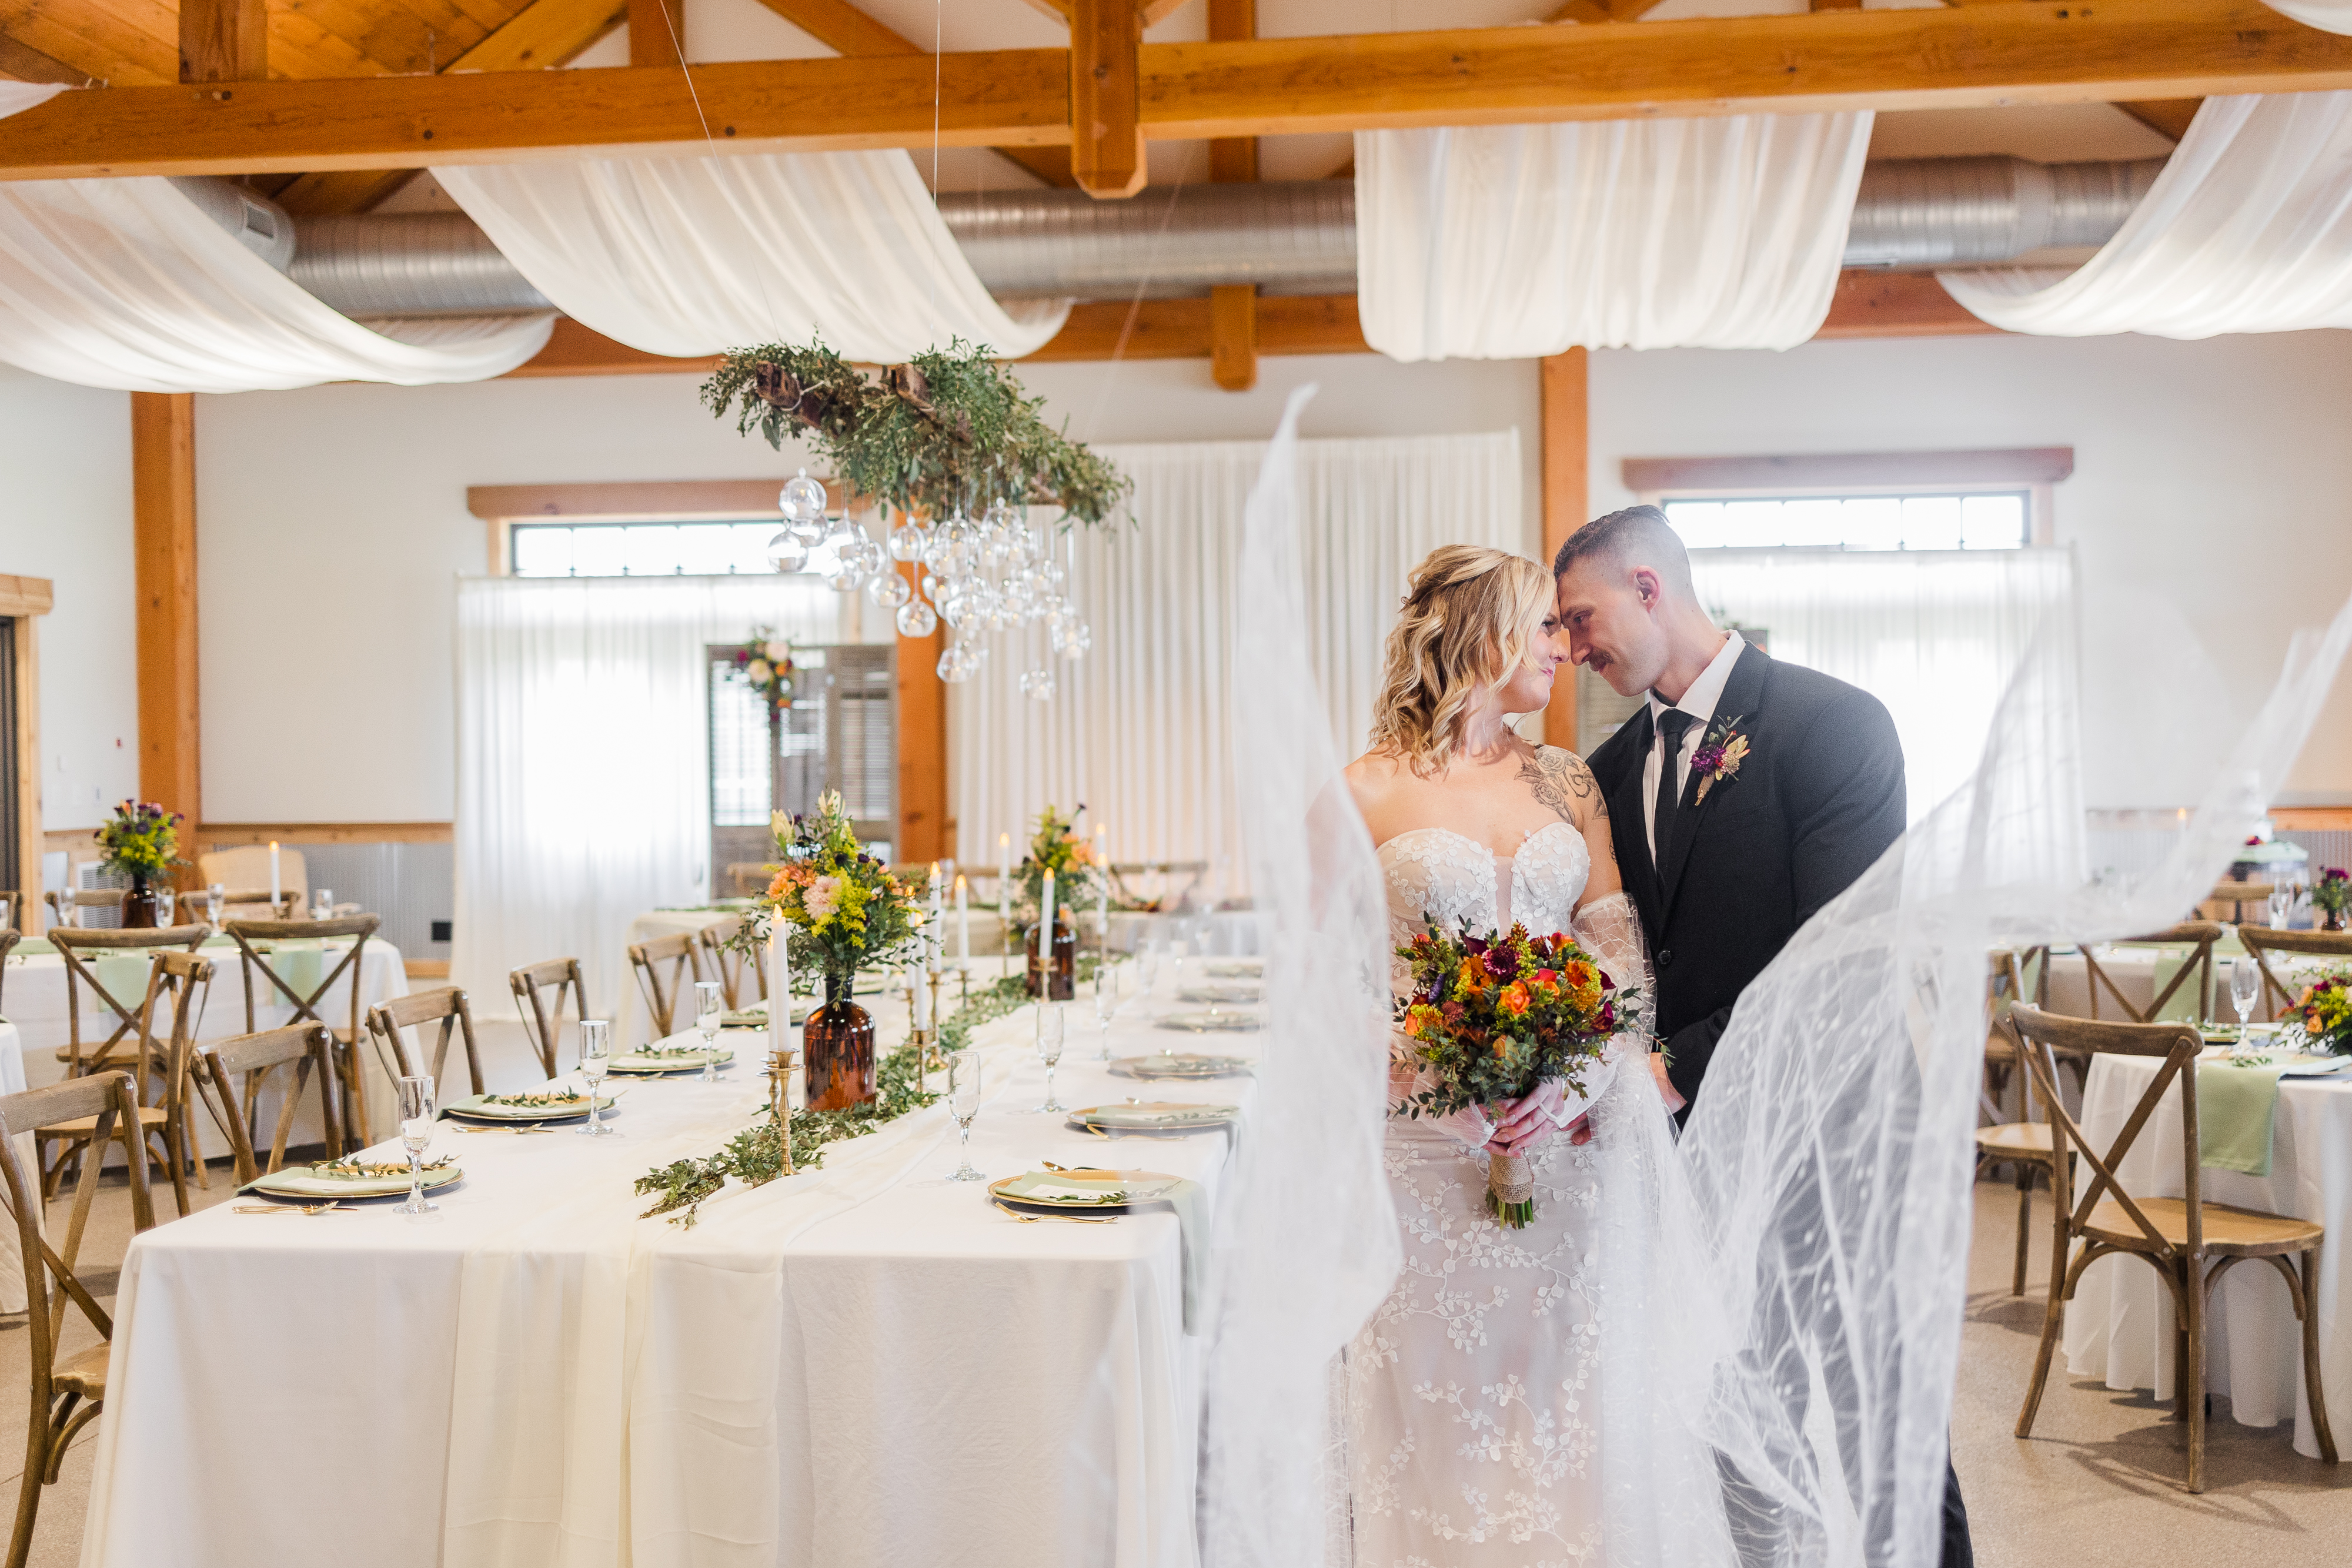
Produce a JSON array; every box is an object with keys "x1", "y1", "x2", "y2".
[{"x1": 1587, "y1": 642, "x2": 1905, "y2": 1112}]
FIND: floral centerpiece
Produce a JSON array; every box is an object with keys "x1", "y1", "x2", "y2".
[
  {"x1": 93, "y1": 800, "x2": 183, "y2": 928},
  {"x1": 1394, "y1": 923, "x2": 1635, "y2": 1228},
  {"x1": 728, "y1": 630, "x2": 797, "y2": 712},
  {"x1": 2289, "y1": 971, "x2": 2352, "y2": 1054},
  {"x1": 2313, "y1": 867, "x2": 2349, "y2": 932},
  {"x1": 1009, "y1": 804, "x2": 1104, "y2": 938}
]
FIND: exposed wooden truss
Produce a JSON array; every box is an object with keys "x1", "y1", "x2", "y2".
[{"x1": 1, "y1": 1, "x2": 2341, "y2": 181}]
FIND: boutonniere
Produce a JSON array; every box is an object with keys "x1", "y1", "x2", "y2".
[{"x1": 1691, "y1": 714, "x2": 1750, "y2": 805}]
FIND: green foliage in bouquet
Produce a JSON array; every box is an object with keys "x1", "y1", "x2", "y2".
[
  {"x1": 701, "y1": 339, "x2": 1132, "y2": 526},
  {"x1": 94, "y1": 800, "x2": 183, "y2": 878},
  {"x1": 2289, "y1": 971, "x2": 2352, "y2": 1054},
  {"x1": 743, "y1": 790, "x2": 927, "y2": 981},
  {"x1": 1008, "y1": 803, "x2": 1107, "y2": 940}
]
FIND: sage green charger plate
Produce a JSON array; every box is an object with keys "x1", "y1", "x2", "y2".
[{"x1": 247, "y1": 1163, "x2": 465, "y2": 1201}]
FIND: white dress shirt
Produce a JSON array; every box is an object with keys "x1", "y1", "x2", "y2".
[{"x1": 1641, "y1": 631, "x2": 1746, "y2": 862}]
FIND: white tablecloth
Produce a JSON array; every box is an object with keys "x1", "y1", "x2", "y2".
[
  {"x1": 0, "y1": 1019, "x2": 37, "y2": 1314},
  {"x1": 82, "y1": 961, "x2": 1254, "y2": 1567},
  {"x1": 2063, "y1": 1051, "x2": 2352, "y2": 1457}
]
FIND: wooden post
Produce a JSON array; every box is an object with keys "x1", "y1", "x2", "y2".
[
  {"x1": 1207, "y1": 0, "x2": 1258, "y2": 183},
  {"x1": 1210, "y1": 285, "x2": 1258, "y2": 393},
  {"x1": 894, "y1": 560, "x2": 949, "y2": 864},
  {"x1": 627, "y1": 0, "x2": 686, "y2": 70},
  {"x1": 132, "y1": 394, "x2": 202, "y2": 847},
  {"x1": 178, "y1": 0, "x2": 266, "y2": 83},
  {"x1": 1539, "y1": 349, "x2": 1588, "y2": 753},
  {"x1": 1070, "y1": 0, "x2": 1146, "y2": 199},
  {"x1": 0, "y1": 577, "x2": 52, "y2": 932}
]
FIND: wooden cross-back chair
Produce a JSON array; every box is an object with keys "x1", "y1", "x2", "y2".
[
  {"x1": 366, "y1": 987, "x2": 486, "y2": 1098},
  {"x1": 696, "y1": 920, "x2": 763, "y2": 1011},
  {"x1": 189, "y1": 1024, "x2": 342, "y2": 1182},
  {"x1": 509, "y1": 958, "x2": 588, "y2": 1079},
  {"x1": 2008, "y1": 1003, "x2": 2337, "y2": 1492},
  {"x1": 1983, "y1": 946, "x2": 2053, "y2": 1119},
  {"x1": 223, "y1": 915, "x2": 379, "y2": 1149},
  {"x1": 1978, "y1": 952, "x2": 2069, "y2": 1298},
  {"x1": 2238, "y1": 927, "x2": 2352, "y2": 1027},
  {"x1": 723, "y1": 862, "x2": 774, "y2": 898},
  {"x1": 0, "y1": 891, "x2": 21, "y2": 934},
  {"x1": 0, "y1": 1072, "x2": 153, "y2": 1568},
  {"x1": 49, "y1": 925, "x2": 209, "y2": 1079},
  {"x1": 44, "y1": 889, "x2": 123, "y2": 930},
  {"x1": 2203, "y1": 881, "x2": 2277, "y2": 925},
  {"x1": 35, "y1": 950, "x2": 211, "y2": 1217},
  {"x1": 627, "y1": 931, "x2": 705, "y2": 1039},
  {"x1": 2078, "y1": 921, "x2": 2224, "y2": 1025}
]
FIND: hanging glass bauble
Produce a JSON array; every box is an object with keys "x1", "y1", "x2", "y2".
[
  {"x1": 779, "y1": 467, "x2": 827, "y2": 523},
  {"x1": 887, "y1": 520, "x2": 931, "y2": 563},
  {"x1": 1001, "y1": 578, "x2": 1037, "y2": 616},
  {"x1": 1038, "y1": 559, "x2": 1067, "y2": 590},
  {"x1": 765, "y1": 529, "x2": 809, "y2": 571},
  {"x1": 1019, "y1": 668, "x2": 1057, "y2": 701},
  {"x1": 828, "y1": 566, "x2": 867, "y2": 594},
  {"x1": 868, "y1": 571, "x2": 912, "y2": 610},
  {"x1": 937, "y1": 642, "x2": 982, "y2": 683},
  {"x1": 1057, "y1": 622, "x2": 1094, "y2": 661},
  {"x1": 787, "y1": 512, "x2": 829, "y2": 547},
  {"x1": 894, "y1": 599, "x2": 939, "y2": 638}
]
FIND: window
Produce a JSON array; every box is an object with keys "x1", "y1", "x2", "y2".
[
  {"x1": 704, "y1": 645, "x2": 897, "y2": 890},
  {"x1": 511, "y1": 520, "x2": 851, "y2": 579},
  {"x1": 1662, "y1": 492, "x2": 2029, "y2": 551}
]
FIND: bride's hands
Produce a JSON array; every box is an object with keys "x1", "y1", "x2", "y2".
[{"x1": 1489, "y1": 1081, "x2": 1569, "y2": 1157}]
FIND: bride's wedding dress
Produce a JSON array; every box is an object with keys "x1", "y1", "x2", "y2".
[{"x1": 1351, "y1": 819, "x2": 1725, "y2": 1567}]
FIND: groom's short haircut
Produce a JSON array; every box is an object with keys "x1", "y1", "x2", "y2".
[{"x1": 1552, "y1": 504, "x2": 1695, "y2": 598}]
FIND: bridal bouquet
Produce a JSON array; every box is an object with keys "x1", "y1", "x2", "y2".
[{"x1": 1395, "y1": 924, "x2": 1632, "y2": 1228}]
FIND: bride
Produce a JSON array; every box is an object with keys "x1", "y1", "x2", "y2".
[{"x1": 1340, "y1": 544, "x2": 1719, "y2": 1565}]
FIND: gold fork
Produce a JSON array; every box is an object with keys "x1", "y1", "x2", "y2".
[{"x1": 230, "y1": 1201, "x2": 352, "y2": 1216}]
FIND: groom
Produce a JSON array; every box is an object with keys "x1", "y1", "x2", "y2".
[{"x1": 1553, "y1": 504, "x2": 1973, "y2": 1568}]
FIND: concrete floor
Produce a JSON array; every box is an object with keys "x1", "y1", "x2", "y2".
[{"x1": 4, "y1": 1137, "x2": 2347, "y2": 1564}]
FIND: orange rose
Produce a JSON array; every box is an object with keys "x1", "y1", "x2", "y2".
[
  {"x1": 1498, "y1": 981, "x2": 1532, "y2": 1018},
  {"x1": 1562, "y1": 960, "x2": 1596, "y2": 989},
  {"x1": 1532, "y1": 968, "x2": 1561, "y2": 988}
]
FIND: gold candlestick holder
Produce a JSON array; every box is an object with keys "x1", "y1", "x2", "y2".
[{"x1": 924, "y1": 968, "x2": 948, "y2": 1072}]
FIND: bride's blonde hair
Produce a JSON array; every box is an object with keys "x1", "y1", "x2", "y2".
[{"x1": 1368, "y1": 544, "x2": 1554, "y2": 777}]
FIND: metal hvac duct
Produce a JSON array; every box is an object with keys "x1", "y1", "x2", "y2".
[{"x1": 181, "y1": 156, "x2": 2170, "y2": 320}]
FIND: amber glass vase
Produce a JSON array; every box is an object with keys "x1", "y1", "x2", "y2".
[
  {"x1": 121, "y1": 872, "x2": 161, "y2": 930},
  {"x1": 801, "y1": 972, "x2": 877, "y2": 1110},
  {"x1": 1024, "y1": 913, "x2": 1077, "y2": 1001}
]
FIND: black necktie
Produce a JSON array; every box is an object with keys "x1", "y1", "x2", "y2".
[{"x1": 1653, "y1": 707, "x2": 1696, "y2": 872}]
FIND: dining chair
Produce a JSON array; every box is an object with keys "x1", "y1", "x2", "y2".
[
  {"x1": 215, "y1": 891, "x2": 297, "y2": 921},
  {"x1": 696, "y1": 919, "x2": 763, "y2": 1011},
  {"x1": 0, "y1": 1072, "x2": 153, "y2": 1568},
  {"x1": 724, "y1": 862, "x2": 774, "y2": 898},
  {"x1": 2239, "y1": 927, "x2": 2352, "y2": 1027},
  {"x1": 0, "y1": 890, "x2": 20, "y2": 934},
  {"x1": 627, "y1": 931, "x2": 704, "y2": 1039},
  {"x1": 2077, "y1": 921, "x2": 2224, "y2": 1025},
  {"x1": 1978, "y1": 953, "x2": 2070, "y2": 1297},
  {"x1": 2203, "y1": 881, "x2": 2277, "y2": 926},
  {"x1": 188, "y1": 1024, "x2": 342, "y2": 1181},
  {"x1": 34, "y1": 950, "x2": 210, "y2": 1217},
  {"x1": 366, "y1": 987, "x2": 487, "y2": 1098},
  {"x1": 509, "y1": 958, "x2": 587, "y2": 1079},
  {"x1": 2009, "y1": 1002, "x2": 2337, "y2": 1492},
  {"x1": 44, "y1": 889, "x2": 125, "y2": 930},
  {"x1": 49, "y1": 924, "x2": 210, "y2": 1079},
  {"x1": 0, "y1": 929, "x2": 16, "y2": 1021},
  {"x1": 223, "y1": 915, "x2": 379, "y2": 1151},
  {"x1": 1982, "y1": 947, "x2": 2053, "y2": 1118},
  {"x1": 196, "y1": 846, "x2": 307, "y2": 916}
]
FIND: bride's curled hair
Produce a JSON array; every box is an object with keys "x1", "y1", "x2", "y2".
[{"x1": 1368, "y1": 544, "x2": 1553, "y2": 777}]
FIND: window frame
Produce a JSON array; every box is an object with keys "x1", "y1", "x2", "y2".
[
  {"x1": 1638, "y1": 481, "x2": 2054, "y2": 551},
  {"x1": 1622, "y1": 446, "x2": 2066, "y2": 550}
]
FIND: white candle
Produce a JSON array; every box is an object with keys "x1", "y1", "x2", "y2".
[
  {"x1": 928, "y1": 861, "x2": 944, "y2": 967},
  {"x1": 269, "y1": 841, "x2": 281, "y2": 904},
  {"x1": 769, "y1": 920, "x2": 789, "y2": 1065},
  {"x1": 1040, "y1": 870, "x2": 1055, "y2": 993},
  {"x1": 956, "y1": 874, "x2": 970, "y2": 961},
  {"x1": 1095, "y1": 825, "x2": 1110, "y2": 955}
]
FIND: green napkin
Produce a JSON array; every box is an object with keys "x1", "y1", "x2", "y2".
[
  {"x1": 2197, "y1": 1057, "x2": 2291, "y2": 1176},
  {"x1": 2146, "y1": 946, "x2": 2206, "y2": 1025}
]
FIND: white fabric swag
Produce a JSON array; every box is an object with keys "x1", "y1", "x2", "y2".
[
  {"x1": 2263, "y1": 0, "x2": 2352, "y2": 32},
  {"x1": 951, "y1": 429, "x2": 1524, "y2": 897},
  {"x1": 0, "y1": 178, "x2": 553, "y2": 393},
  {"x1": 1943, "y1": 94, "x2": 2352, "y2": 338},
  {"x1": 0, "y1": 82, "x2": 64, "y2": 119},
  {"x1": 1354, "y1": 115, "x2": 1872, "y2": 360},
  {"x1": 452, "y1": 574, "x2": 876, "y2": 1015},
  {"x1": 434, "y1": 152, "x2": 1071, "y2": 363},
  {"x1": 1686, "y1": 547, "x2": 2077, "y2": 824}
]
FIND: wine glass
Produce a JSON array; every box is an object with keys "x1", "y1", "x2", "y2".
[
  {"x1": 204, "y1": 883, "x2": 226, "y2": 927},
  {"x1": 1094, "y1": 966, "x2": 1117, "y2": 1062},
  {"x1": 1034, "y1": 1003, "x2": 1068, "y2": 1114},
  {"x1": 576, "y1": 1019, "x2": 617, "y2": 1137},
  {"x1": 2270, "y1": 880, "x2": 2296, "y2": 930},
  {"x1": 945, "y1": 1048, "x2": 984, "y2": 1181},
  {"x1": 2230, "y1": 956, "x2": 2262, "y2": 1052},
  {"x1": 156, "y1": 890, "x2": 175, "y2": 926},
  {"x1": 396, "y1": 1074, "x2": 437, "y2": 1217},
  {"x1": 312, "y1": 887, "x2": 333, "y2": 922},
  {"x1": 694, "y1": 980, "x2": 724, "y2": 1083}
]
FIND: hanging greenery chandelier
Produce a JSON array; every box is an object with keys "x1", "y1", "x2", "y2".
[{"x1": 704, "y1": 340, "x2": 1131, "y2": 693}]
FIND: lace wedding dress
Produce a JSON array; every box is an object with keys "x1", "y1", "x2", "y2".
[{"x1": 1349, "y1": 815, "x2": 1713, "y2": 1567}]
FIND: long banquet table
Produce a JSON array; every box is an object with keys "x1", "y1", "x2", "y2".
[{"x1": 81, "y1": 963, "x2": 1253, "y2": 1567}]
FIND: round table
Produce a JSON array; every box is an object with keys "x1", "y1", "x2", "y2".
[{"x1": 0, "y1": 1019, "x2": 35, "y2": 1313}]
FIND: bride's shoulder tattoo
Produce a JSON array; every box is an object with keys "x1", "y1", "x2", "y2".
[{"x1": 1517, "y1": 747, "x2": 1598, "y2": 824}]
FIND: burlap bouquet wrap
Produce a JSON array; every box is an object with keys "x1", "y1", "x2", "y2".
[{"x1": 1487, "y1": 1151, "x2": 1536, "y2": 1222}]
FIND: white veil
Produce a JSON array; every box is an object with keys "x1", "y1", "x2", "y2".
[{"x1": 1204, "y1": 383, "x2": 2352, "y2": 1568}]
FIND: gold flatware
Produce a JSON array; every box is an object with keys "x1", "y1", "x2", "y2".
[
  {"x1": 455, "y1": 1124, "x2": 556, "y2": 1135},
  {"x1": 991, "y1": 1199, "x2": 1117, "y2": 1225},
  {"x1": 230, "y1": 1201, "x2": 353, "y2": 1216}
]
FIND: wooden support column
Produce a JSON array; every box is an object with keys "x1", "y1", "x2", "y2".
[
  {"x1": 1070, "y1": 0, "x2": 1145, "y2": 199},
  {"x1": 1210, "y1": 285, "x2": 1258, "y2": 392},
  {"x1": 132, "y1": 394, "x2": 202, "y2": 842},
  {"x1": 1539, "y1": 349, "x2": 1588, "y2": 753},
  {"x1": 1207, "y1": 0, "x2": 1257, "y2": 183},
  {"x1": 893, "y1": 560, "x2": 950, "y2": 864},
  {"x1": 0, "y1": 577, "x2": 52, "y2": 931},
  {"x1": 628, "y1": 0, "x2": 686, "y2": 70},
  {"x1": 178, "y1": 0, "x2": 266, "y2": 83}
]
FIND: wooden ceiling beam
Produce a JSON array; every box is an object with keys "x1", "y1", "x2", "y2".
[
  {"x1": 179, "y1": 0, "x2": 266, "y2": 84},
  {"x1": 627, "y1": 0, "x2": 684, "y2": 70},
  {"x1": 10, "y1": 1, "x2": 2348, "y2": 180},
  {"x1": 1205, "y1": 0, "x2": 1254, "y2": 183},
  {"x1": 1071, "y1": 0, "x2": 1145, "y2": 197},
  {"x1": 2114, "y1": 96, "x2": 2204, "y2": 139},
  {"x1": 0, "y1": 30, "x2": 89, "y2": 85}
]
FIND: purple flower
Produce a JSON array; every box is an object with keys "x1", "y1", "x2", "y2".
[
  {"x1": 1691, "y1": 744, "x2": 1727, "y2": 775},
  {"x1": 1482, "y1": 944, "x2": 1521, "y2": 981}
]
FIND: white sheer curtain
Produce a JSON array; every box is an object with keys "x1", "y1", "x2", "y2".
[
  {"x1": 950, "y1": 430, "x2": 1522, "y2": 892},
  {"x1": 1686, "y1": 547, "x2": 2076, "y2": 821},
  {"x1": 1354, "y1": 115, "x2": 1871, "y2": 360},
  {"x1": 452, "y1": 574, "x2": 862, "y2": 1015}
]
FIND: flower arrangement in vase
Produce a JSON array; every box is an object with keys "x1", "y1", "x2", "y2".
[
  {"x1": 751, "y1": 790, "x2": 925, "y2": 1108},
  {"x1": 2289, "y1": 971, "x2": 2352, "y2": 1053},
  {"x1": 1012, "y1": 804, "x2": 1102, "y2": 999},
  {"x1": 729, "y1": 630, "x2": 798, "y2": 712},
  {"x1": 93, "y1": 801, "x2": 183, "y2": 929},
  {"x1": 2314, "y1": 867, "x2": 2350, "y2": 932}
]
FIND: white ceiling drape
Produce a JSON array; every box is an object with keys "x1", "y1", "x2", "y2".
[
  {"x1": 1941, "y1": 93, "x2": 2352, "y2": 338},
  {"x1": 1354, "y1": 115, "x2": 1872, "y2": 360},
  {"x1": 2263, "y1": 0, "x2": 2352, "y2": 31},
  {"x1": 0, "y1": 178, "x2": 554, "y2": 392},
  {"x1": 950, "y1": 429, "x2": 1525, "y2": 895},
  {"x1": 0, "y1": 82, "x2": 64, "y2": 118},
  {"x1": 433, "y1": 152, "x2": 1071, "y2": 362}
]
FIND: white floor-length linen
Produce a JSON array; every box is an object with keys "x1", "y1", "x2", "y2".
[
  {"x1": 1941, "y1": 94, "x2": 2352, "y2": 338},
  {"x1": 0, "y1": 178, "x2": 553, "y2": 392},
  {"x1": 452, "y1": 574, "x2": 863, "y2": 1021},
  {"x1": 1686, "y1": 547, "x2": 2076, "y2": 823},
  {"x1": 435, "y1": 152, "x2": 1071, "y2": 361},
  {"x1": 1354, "y1": 116, "x2": 1871, "y2": 360},
  {"x1": 950, "y1": 429, "x2": 1521, "y2": 893}
]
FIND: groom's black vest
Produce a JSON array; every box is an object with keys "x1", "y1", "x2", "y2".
[{"x1": 1587, "y1": 642, "x2": 1905, "y2": 1112}]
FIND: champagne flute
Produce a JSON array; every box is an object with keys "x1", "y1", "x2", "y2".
[
  {"x1": 576, "y1": 1018, "x2": 617, "y2": 1136},
  {"x1": 694, "y1": 979, "x2": 724, "y2": 1083},
  {"x1": 1094, "y1": 965, "x2": 1117, "y2": 1061},
  {"x1": 312, "y1": 887, "x2": 333, "y2": 922},
  {"x1": 945, "y1": 1048, "x2": 984, "y2": 1181},
  {"x1": 396, "y1": 1074, "x2": 437, "y2": 1217},
  {"x1": 2230, "y1": 955, "x2": 2262, "y2": 1053},
  {"x1": 2270, "y1": 880, "x2": 2295, "y2": 930},
  {"x1": 1035, "y1": 1002, "x2": 1068, "y2": 1113},
  {"x1": 205, "y1": 882, "x2": 226, "y2": 928}
]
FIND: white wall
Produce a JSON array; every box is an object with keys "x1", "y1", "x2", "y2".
[
  {"x1": 0, "y1": 366, "x2": 139, "y2": 836},
  {"x1": 1588, "y1": 330, "x2": 2352, "y2": 807}
]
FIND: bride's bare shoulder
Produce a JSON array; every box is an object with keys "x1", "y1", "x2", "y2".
[{"x1": 1515, "y1": 744, "x2": 1602, "y2": 827}]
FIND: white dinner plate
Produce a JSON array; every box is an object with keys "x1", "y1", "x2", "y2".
[
  {"x1": 248, "y1": 1162, "x2": 464, "y2": 1200},
  {"x1": 445, "y1": 1091, "x2": 613, "y2": 1121}
]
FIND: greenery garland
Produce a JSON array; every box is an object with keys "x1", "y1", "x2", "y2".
[
  {"x1": 633, "y1": 957, "x2": 1106, "y2": 1228},
  {"x1": 700, "y1": 339, "x2": 1132, "y2": 526}
]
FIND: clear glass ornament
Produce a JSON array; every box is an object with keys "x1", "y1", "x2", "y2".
[
  {"x1": 779, "y1": 467, "x2": 827, "y2": 523},
  {"x1": 868, "y1": 571, "x2": 912, "y2": 610},
  {"x1": 937, "y1": 642, "x2": 981, "y2": 683},
  {"x1": 1038, "y1": 559, "x2": 1066, "y2": 590},
  {"x1": 1057, "y1": 622, "x2": 1093, "y2": 661},
  {"x1": 1019, "y1": 668, "x2": 1057, "y2": 701},
  {"x1": 894, "y1": 599, "x2": 939, "y2": 638},
  {"x1": 764, "y1": 529, "x2": 808, "y2": 572},
  {"x1": 887, "y1": 520, "x2": 931, "y2": 563}
]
